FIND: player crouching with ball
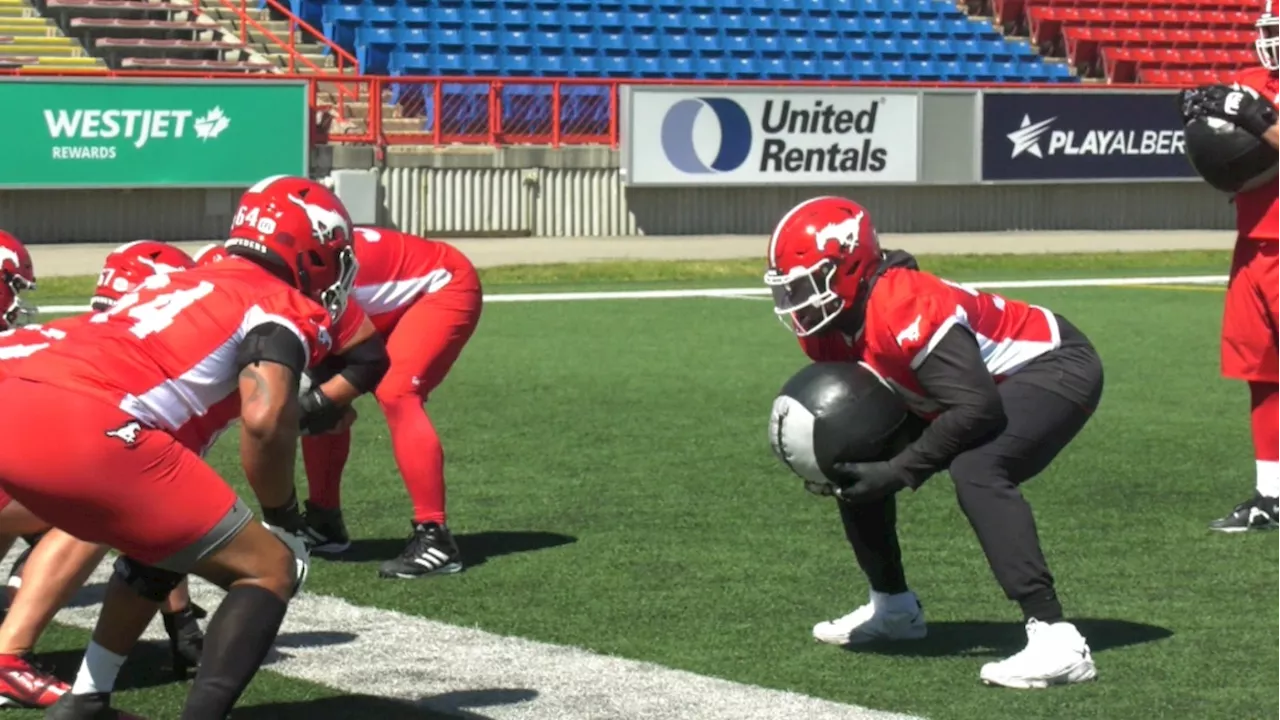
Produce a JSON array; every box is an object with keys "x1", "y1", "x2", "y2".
[{"x1": 765, "y1": 196, "x2": 1104, "y2": 689}]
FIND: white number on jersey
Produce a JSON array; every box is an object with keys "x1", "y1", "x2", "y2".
[
  {"x1": 0, "y1": 324, "x2": 68, "y2": 360},
  {"x1": 91, "y1": 278, "x2": 217, "y2": 339}
]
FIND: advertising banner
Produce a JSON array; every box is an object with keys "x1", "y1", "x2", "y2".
[
  {"x1": 980, "y1": 91, "x2": 1197, "y2": 182},
  {"x1": 0, "y1": 79, "x2": 309, "y2": 189},
  {"x1": 622, "y1": 87, "x2": 920, "y2": 186}
]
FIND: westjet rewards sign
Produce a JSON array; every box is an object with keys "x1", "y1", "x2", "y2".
[
  {"x1": 622, "y1": 88, "x2": 921, "y2": 186},
  {"x1": 981, "y1": 91, "x2": 1198, "y2": 182}
]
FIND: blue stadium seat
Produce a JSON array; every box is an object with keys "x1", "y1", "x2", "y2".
[
  {"x1": 660, "y1": 33, "x2": 692, "y2": 56},
  {"x1": 598, "y1": 31, "x2": 627, "y2": 55},
  {"x1": 499, "y1": 8, "x2": 530, "y2": 29},
  {"x1": 535, "y1": 53, "x2": 568, "y2": 75},
  {"x1": 470, "y1": 52, "x2": 500, "y2": 73},
  {"x1": 697, "y1": 56, "x2": 728, "y2": 78},
  {"x1": 467, "y1": 8, "x2": 497, "y2": 28},
  {"x1": 470, "y1": 28, "x2": 499, "y2": 50},
  {"x1": 397, "y1": 26, "x2": 428, "y2": 48},
  {"x1": 565, "y1": 54, "x2": 595, "y2": 75},
  {"x1": 431, "y1": 27, "x2": 465, "y2": 52},
  {"x1": 500, "y1": 52, "x2": 534, "y2": 75},
  {"x1": 600, "y1": 55, "x2": 630, "y2": 76}
]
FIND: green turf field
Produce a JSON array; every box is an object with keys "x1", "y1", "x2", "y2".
[{"x1": 11, "y1": 249, "x2": 1278, "y2": 720}]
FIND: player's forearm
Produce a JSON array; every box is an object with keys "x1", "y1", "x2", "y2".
[
  {"x1": 317, "y1": 375, "x2": 361, "y2": 405},
  {"x1": 238, "y1": 365, "x2": 300, "y2": 509},
  {"x1": 1264, "y1": 124, "x2": 1279, "y2": 151}
]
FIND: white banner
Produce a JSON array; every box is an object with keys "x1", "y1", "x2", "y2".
[{"x1": 621, "y1": 87, "x2": 921, "y2": 187}]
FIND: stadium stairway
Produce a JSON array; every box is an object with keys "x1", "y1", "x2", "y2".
[
  {"x1": 0, "y1": 0, "x2": 102, "y2": 69},
  {"x1": 29, "y1": 0, "x2": 288, "y2": 71},
  {"x1": 197, "y1": 2, "x2": 351, "y2": 72}
]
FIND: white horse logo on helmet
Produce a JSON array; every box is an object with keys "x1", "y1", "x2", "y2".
[
  {"x1": 0, "y1": 246, "x2": 21, "y2": 274},
  {"x1": 136, "y1": 256, "x2": 188, "y2": 276},
  {"x1": 813, "y1": 211, "x2": 865, "y2": 253},
  {"x1": 288, "y1": 193, "x2": 349, "y2": 245}
]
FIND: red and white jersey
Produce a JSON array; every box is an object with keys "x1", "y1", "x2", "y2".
[
  {"x1": 800, "y1": 269, "x2": 1060, "y2": 415},
  {"x1": 349, "y1": 226, "x2": 475, "y2": 335},
  {"x1": 0, "y1": 315, "x2": 87, "y2": 363},
  {"x1": 4, "y1": 258, "x2": 361, "y2": 453},
  {"x1": 1233, "y1": 66, "x2": 1279, "y2": 243}
]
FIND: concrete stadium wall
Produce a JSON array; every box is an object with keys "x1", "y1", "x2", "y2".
[{"x1": 0, "y1": 145, "x2": 1234, "y2": 244}]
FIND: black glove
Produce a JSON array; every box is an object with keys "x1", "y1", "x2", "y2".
[
  {"x1": 298, "y1": 388, "x2": 347, "y2": 436},
  {"x1": 1179, "y1": 84, "x2": 1277, "y2": 139},
  {"x1": 830, "y1": 461, "x2": 910, "y2": 504},
  {"x1": 1178, "y1": 85, "x2": 1234, "y2": 122}
]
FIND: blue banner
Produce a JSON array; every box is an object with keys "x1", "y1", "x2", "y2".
[{"x1": 980, "y1": 91, "x2": 1198, "y2": 182}]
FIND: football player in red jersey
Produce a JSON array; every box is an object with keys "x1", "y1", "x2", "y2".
[
  {"x1": 0, "y1": 242, "x2": 208, "y2": 710},
  {"x1": 765, "y1": 197, "x2": 1104, "y2": 689},
  {"x1": 1179, "y1": 4, "x2": 1280, "y2": 531},
  {"x1": 298, "y1": 225, "x2": 482, "y2": 578},
  {"x1": 0, "y1": 176, "x2": 386, "y2": 720}
]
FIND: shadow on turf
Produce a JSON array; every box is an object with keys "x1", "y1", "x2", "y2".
[
  {"x1": 231, "y1": 688, "x2": 539, "y2": 720},
  {"x1": 330, "y1": 530, "x2": 577, "y2": 568},
  {"x1": 846, "y1": 618, "x2": 1174, "y2": 658}
]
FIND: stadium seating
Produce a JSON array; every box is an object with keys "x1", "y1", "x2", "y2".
[
  {"x1": 990, "y1": 0, "x2": 1258, "y2": 82},
  {"x1": 301, "y1": 0, "x2": 1074, "y2": 83},
  {"x1": 0, "y1": 0, "x2": 104, "y2": 68}
]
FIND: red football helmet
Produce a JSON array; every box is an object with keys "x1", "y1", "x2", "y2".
[
  {"x1": 92, "y1": 240, "x2": 196, "y2": 312},
  {"x1": 193, "y1": 242, "x2": 230, "y2": 267},
  {"x1": 763, "y1": 196, "x2": 883, "y2": 337},
  {"x1": 0, "y1": 231, "x2": 35, "y2": 331},
  {"x1": 227, "y1": 175, "x2": 357, "y2": 320}
]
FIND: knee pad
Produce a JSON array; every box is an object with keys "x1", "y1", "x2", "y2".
[{"x1": 113, "y1": 556, "x2": 184, "y2": 603}]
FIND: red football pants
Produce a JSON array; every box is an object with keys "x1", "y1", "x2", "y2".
[
  {"x1": 304, "y1": 278, "x2": 482, "y2": 524},
  {"x1": 1222, "y1": 240, "x2": 1279, "y2": 383},
  {"x1": 0, "y1": 378, "x2": 239, "y2": 568}
]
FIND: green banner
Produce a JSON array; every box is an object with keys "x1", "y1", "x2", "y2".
[{"x1": 0, "y1": 79, "x2": 309, "y2": 188}]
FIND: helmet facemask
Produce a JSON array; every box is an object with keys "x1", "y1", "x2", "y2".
[
  {"x1": 2, "y1": 272, "x2": 34, "y2": 330},
  {"x1": 1258, "y1": 10, "x2": 1280, "y2": 70},
  {"x1": 764, "y1": 258, "x2": 847, "y2": 337},
  {"x1": 317, "y1": 245, "x2": 359, "y2": 322}
]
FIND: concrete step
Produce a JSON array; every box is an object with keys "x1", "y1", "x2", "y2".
[
  {"x1": 3, "y1": 41, "x2": 82, "y2": 55},
  {"x1": 19, "y1": 54, "x2": 101, "y2": 67},
  {"x1": 0, "y1": 18, "x2": 59, "y2": 36}
]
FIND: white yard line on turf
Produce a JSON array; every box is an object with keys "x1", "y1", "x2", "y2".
[
  {"x1": 32, "y1": 549, "x2": 924, "y2": 720},
  {"x1": 34, "y1": 274, "x2": 1228, "y2": 315}
]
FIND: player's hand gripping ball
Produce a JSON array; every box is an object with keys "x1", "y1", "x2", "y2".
[
  {"x1": 768, "y1": 362, "x2": 918, "y2": 498},
  {"x1": 1179, "y1": 84, "x2": 1279, "y2": 194}
]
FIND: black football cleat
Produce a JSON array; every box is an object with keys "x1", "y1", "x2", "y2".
[
  {"x1": 1210, "y1": 494, "x2": 1280, "y2": 533},
  {"x1": 378, "y1": 522, "x2": 463, "y2": 579},
  {"x1": 302, "y1": 501, "x2": 351, "y2": 556},
  {"x1": 44, "y1": 692, "x2": 141, "y2": 719}
]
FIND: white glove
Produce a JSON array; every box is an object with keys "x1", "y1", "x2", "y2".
[{"x1": 264, "y1": 522, "x2": 311, "y2": 597}]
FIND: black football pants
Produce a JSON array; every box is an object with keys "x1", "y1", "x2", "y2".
[{"x1": 839, "y1": 341, "x2": 1104, "y2": 622}]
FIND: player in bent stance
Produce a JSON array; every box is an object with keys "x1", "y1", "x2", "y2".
[
  {"x1": 0, "y1": 177, "x2": 386, "y2": 720},
  {"x1": 299, "y1": 225, "x2": 483, "y2": 579},
  {"x1": 0, "y1": 240, "x2": 211, "y2": 709},
  {"x1": 765, "y1": 197, "x2": 1103, "y2": 689}
]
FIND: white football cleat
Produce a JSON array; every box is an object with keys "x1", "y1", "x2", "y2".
[
  {"x1": 980, "y1": 619, "x2": 1097, "y2": 689},
  {"x1": 812, "y1": 590, "x2": 927, "y2": 645}
]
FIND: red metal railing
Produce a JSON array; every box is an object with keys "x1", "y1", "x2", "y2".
[{"x1": 0, "y1": 68, "x2": 1187, "y2": 148}]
